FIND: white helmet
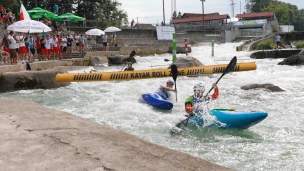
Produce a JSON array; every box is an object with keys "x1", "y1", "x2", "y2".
[
  {"x1": 194, "y1": 83, "x2": 205, "y2": 91},
  {"x1": 194, "y1": 83, "x2": 205, "y2": 98}
]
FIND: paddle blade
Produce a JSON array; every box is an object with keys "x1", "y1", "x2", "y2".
[
  {"x1": 223, "y1": 56, "x2": 237, "y2": 74},
  {"x1": 164, "y1": 59, "x2": 170, "y2": 62},
  {"x1": 129, "y1": 50, "x2": 136, "y2": 58},
  {"x1": 170, "y1": 64, "x2": 178, "y2": 82}
]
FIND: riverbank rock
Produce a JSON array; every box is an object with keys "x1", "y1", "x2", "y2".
[
  {"x1": 0, "y1": 66, "x2": 94, "y2": 93},
  {"x1": 89, "y1": 56, "x2": 109, "y2": 66},
  {"x1": 241, "y1": 84, "x2": 285, "y2": 92},
  {"x1": 173, "y1": 57, "x2": 204, "y2": 68},
  {"x1": 0, "y1": 98, "x2": 234, "y2": 171},
  {"x1": 278, "y1": 55, "x2": 304, "y2": 65},
  {"x1": 107, "y1": 56, "x2": 136, "y2": 65}
]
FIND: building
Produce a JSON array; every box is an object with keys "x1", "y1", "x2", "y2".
[
  {"x1": 170, "y1": 13, "x2": 230, "y2": 31},
  {"x1": 225, "y1": 12, "x2": 279, "y2": 41}
]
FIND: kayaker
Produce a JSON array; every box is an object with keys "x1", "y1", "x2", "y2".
[
  {"x1": 124, "y1": 62, "x2": 134, "y2": 71},
  {"x1": 155, "y1": 80, "x2": 177, "y2": 100},
  {"x1": 185, "y1": 83, "x2": 218, "y2": 114}
]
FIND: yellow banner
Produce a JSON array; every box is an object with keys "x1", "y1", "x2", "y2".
[{"x1": 55, "y1": 62, "x2": 256, "y2": 82}]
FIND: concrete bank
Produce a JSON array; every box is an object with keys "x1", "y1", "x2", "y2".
[{"x1": 0, "y1": 98, "x2": 234, "y2": 171}]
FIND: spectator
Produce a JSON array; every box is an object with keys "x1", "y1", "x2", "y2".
[
  {"x1": 44, "y1": 34, "x2": 52, "y2": 60},
  {"x1": 79, "y1": 34, "x2": 85, "y2": 52},
  {"x1": 0, "y1": 31, "x2": 10, "y2": 64},
  {"x1": 7, "y1": 31, "x2": 17, "y2": 64},
  {"x1": 29, "y1": 35, "x2": 36, "y2": 62},
  {"x1": 74, "y1": 33, "x2": 80, "y2": 52},
  {"x1": 35, "y1": 35, "x2": 42, "y2": 60},
  {"x1": 61, "y1": 34, "x2": 67, "y2": 59},
  {"x1": 40, "y1": 35, "x2": 46, "y2": 60},
  {"x1": 131, "y1": 19, "x2": 134, "y2": 29},
  {"x1": 102, "y1": 33, "x2": 108, "y2": 51},
  {"x1": 66, "y1": 35, "x2": 73, "y2": 59},
  {"x1": 111, "y1": 33, "x2": 116, "y2": 47}
]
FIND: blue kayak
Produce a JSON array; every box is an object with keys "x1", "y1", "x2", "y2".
[
  {"x1": 189, "y1": 109, "x2": 268, "y2": 129},
  {"x1": 142, "y1": 93, "x2": 173, "y2": 110}
]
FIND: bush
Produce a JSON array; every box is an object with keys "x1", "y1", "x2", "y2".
[
  {"x1": 296, "y1": 41, "x2": 304, "y2": 48},
  {"x1": 256, "y1": 39, "x2": 275, "y2": 50}
]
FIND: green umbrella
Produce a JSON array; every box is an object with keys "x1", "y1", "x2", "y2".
[
  {"x1": 27, "y1": 7, "x2": 47, "y2": 14},
  {"x1": 51, "y1": 13, "x2": 85, "y2": 22},
  {"x1": 28, "y1": 7, "x2": 57, "y2": 20}
]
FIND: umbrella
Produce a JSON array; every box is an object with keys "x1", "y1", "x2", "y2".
[
  {"x1": 85, "y1": 28, "x2": 105, "y2": 35},
  {"x1": 7, "y1": 19, "x2": 52, "y2": 33},
  {"x1": 51, "y1": 13, "x2": 85, "y2": 22},
  {"x1": 104, "y1": 26, "x2": 121, "y2": 32},
  {"x1": 28, "y1": 7, "x2": 56, "y2": 20}
]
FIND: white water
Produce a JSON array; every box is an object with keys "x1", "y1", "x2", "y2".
[{"x1": 2, "y1": 42, "x2": 304, "y2": 171}]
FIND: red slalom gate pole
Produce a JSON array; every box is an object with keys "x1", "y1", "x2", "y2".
[{"x1": 185, "y1": 38, "x2": 188, "y2": 56}]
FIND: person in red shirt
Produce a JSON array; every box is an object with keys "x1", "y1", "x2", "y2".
[{"x1": 35, "y1": 35, "x2": 41, "y2": 60}]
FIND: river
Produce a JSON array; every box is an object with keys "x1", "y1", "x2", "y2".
[{"x1": 2, "y1": 42, "x2": 304, "y2": 171}]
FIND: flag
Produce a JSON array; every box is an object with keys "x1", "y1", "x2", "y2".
[{"x1": 19, "y1": 4, "x2": 30, "y2": 20}]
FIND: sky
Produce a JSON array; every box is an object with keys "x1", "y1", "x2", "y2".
[{"x1": 117, "y1": 0, "x2": 304, "y2": 25}]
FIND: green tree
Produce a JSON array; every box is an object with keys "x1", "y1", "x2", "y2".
[
  {"x1": 263, "y1": 2, "x2": 295, "y2": 24},
  {"x1": 250, "y1": 0, "x2": 274, "y2": 13}
]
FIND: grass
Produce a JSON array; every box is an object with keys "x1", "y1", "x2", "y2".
[
  {"x1": 296, "y1": 41, "x2": 304, "y2": 48},
  {"x1": 256, "y1": 39, "x2": 276, "y2": 50}
]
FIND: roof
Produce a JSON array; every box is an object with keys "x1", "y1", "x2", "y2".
[
  {"x1": 171, "y1": 14, "x2": 230, "y2": 24},
  {"x1": 182, "y1": 12, "x2": 220, "y2": 19},
  {"x1": 236, "y1": 12, "x2": 274, "y2": 18}
]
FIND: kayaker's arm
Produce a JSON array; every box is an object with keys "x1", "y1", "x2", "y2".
[
  {"x1": 160, "y1": 85, "x2": 177, "y2": 93},
  {"x1": 210, "y1": 83, "x2": 219, "y2": 100}
]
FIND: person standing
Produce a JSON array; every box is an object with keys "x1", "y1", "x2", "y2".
[
  {"x1": 29, "y1": 35, "x2": 35, "y2": 62},
  {"x1": 61, "y1": 34, "x2": 67, "y2": 59},
  {"x1": 74, "y1": 33, "x2": 80, "y2": 52},
  {"x1": 51, "y1": 34, "x2": 59, "y2": 60},
  {"x1": 7, "y1": 31, "x2": 17, "y2": 64},
  {"x1": 102, "y1": 33, "x2": 108, "y2": 51},
  {"x1": 0, "y1": 32, "x2": 10, "y2": 64},
  {"x1": 35, "y1": 35, "x2": 42, "y2": 60},
  {"x1": 44, "y1": 34, "x2": 52, "y2": 60},
  {"x1": 275, "y1": 34, "x2": 281, "y2": 49},
  {"x1": 79, "y1": 34, "x2": 85, "y2": 52},
  {"x1": 66, "y1": 35, "x2": 73, "y2": 59},
  {"x1": 131, "y1": 19, "x2": 134, "y2": 29}
]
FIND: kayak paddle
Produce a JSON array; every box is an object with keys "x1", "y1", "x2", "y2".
[
  {"x1": 170, "y1": 64, "x2": 178, "y2": 102},
  {"x1": 171, "y1": 56, "x2": 237, "y2": 134}
]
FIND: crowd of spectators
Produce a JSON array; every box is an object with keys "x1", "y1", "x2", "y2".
[{"x1": 0, "y1": 4, "x2": 16, "y2": 28}]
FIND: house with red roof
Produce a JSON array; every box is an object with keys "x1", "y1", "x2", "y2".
[{"x1": 171, "y1": 12, "x2": 230, "y2": 27}]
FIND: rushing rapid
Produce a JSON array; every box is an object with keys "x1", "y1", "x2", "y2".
[{"x1": 2, "y1": 42, "x2": 304, "y2": 171}]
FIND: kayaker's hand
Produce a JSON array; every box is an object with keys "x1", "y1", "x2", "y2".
[
  {"x1": 172, "y1": 88, "x2": 177, "y2": 93},
  {"x1": 212, "y1": 83, "x2": 218, "y2": 89}
]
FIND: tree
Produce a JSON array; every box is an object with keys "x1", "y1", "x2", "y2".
[
  {"x1": 250, "y1": 0, "x2": 274, "y2": 13},
  {"x1": 263, "y1": 2, "x2": 296, "y2": 25}
]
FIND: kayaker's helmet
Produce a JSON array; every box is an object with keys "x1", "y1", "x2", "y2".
[
  {"x1": 167, "y1": 79, "x2": 174, "y2": 86},
  {"x1": 194, "y1": 83, "x2": 205, "y2": 98}
]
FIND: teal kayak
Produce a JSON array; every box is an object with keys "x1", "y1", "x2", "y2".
[{"x1": 188, "y1": 109, "x2": 268, "y2": 129}]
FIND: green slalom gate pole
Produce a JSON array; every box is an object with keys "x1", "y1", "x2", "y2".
[
  {"x1": 172, "y1": 33, "x2": 176, "y2": 61},
  {"x1": 212, "y1": 36, "x2": 215, "y2": 57}
]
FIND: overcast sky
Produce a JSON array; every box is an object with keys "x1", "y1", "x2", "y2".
[{"x1": 117, "y1": 0, "x2": 304, "y2": 25}]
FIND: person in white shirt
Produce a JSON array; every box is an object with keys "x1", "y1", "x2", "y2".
[
  {"x1": 61, "y1": 34, "x2": 67, "y2": 59},
  {"x1": 51, "y1": 34, "x2": 59, "y2": 59},
  {"x1": 44, "y1": 34, "x2": 52, "y2": 60},
  {"x1": 102, "y1": 34, "x2": 108, "y2": 51},
  {"x1": 7, "y1": 31, "x2": 17, "y2": 64},
  {"x1": 74, "y1": 33, "x2": 80, "y2": 52}
]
